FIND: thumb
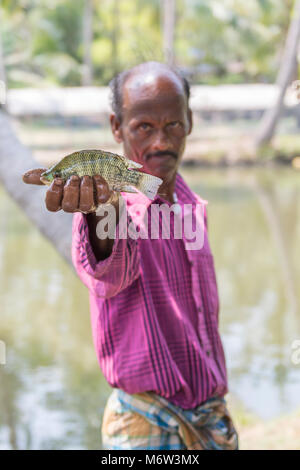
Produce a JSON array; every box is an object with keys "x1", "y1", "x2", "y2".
[{"x1": 22, "y1": 168, "x2": 48, "y2": 185}]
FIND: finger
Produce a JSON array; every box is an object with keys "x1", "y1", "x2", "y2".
[
  {"x1": 45, "y1": 178, "x2": 64, "y2": 212},
  {"x1": 79, "y1": 175, "x2": 96, "y2": 213},
  {"x1": 22, "y1": 168, "x2": 47, "y2": 185},
  {"x1": 61, "y1": 175, "x2": 80, "y2": 213},
  {"x1": 93, "y1": 175, "x2": 112, "y2": 204}
]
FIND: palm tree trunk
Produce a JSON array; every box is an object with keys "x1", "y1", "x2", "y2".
[
  {"x1": 82, "y1": 0, "x2": 93, "y2": 86},
  {"x1": 111, "y1": 0, "x2": 120, "y2": 76},
  {"x1": 0, "y1": 6, "x2": 7, "y2": 107},
  {"x1": 162, "y1": 0, "x2": 176, "y2": 66},
  {"x1": 0, "y1": 110, "x2": 73, "y2": 264},
  {"x1": 256, "y1": 0, "x2": 300, "y2": 147}
]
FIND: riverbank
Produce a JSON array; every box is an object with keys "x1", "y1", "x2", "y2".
[
  {"x1": 12, "y1": 116, "x2": 300, "y2": 169},
  {"x1": 227, "y1": 395, "x2": 300, "y2": 450}
]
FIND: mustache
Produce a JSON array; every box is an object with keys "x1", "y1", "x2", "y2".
[{"x1": 145, "y1": 150, "x2": 178, "y2": 160}]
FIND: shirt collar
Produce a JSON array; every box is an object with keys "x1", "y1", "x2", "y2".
[{"x1": 121, "y1": 172, "x2": 207, "y2": 220}]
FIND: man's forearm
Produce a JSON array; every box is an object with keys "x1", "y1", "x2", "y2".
[{"x1": 86, "y1": 198, "x2": 120, "y2": 261}]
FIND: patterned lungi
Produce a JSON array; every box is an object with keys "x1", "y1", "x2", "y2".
[{"x1": 101, "y1": 389, "x2": 239, "y2": 450}]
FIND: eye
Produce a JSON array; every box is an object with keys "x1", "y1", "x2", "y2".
[
  {"x1": 138, "y1": 123, "x2": 152, "y2": 131},
  {"x1": 168, "y1": 121, "x2": 181, "y2": 128}
]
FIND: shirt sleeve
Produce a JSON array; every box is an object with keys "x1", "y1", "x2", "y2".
[{"x1": 71, "y1": 211, "x2": 141, "y2": 299}]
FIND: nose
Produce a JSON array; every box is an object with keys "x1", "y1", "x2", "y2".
[{"x1": 152, "y1": 128, "x2": 171, "y2": 151}]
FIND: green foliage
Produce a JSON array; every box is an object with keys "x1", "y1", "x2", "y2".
[
  {"x1": 0, "y1": 0, "x2": 295, "y2": 87},
  {"x1": 32, "y1": 1, "x2": 83, "y2": 60},
  {"x1": 177, "y1": 0, "x2": 292, "y2": 83}
]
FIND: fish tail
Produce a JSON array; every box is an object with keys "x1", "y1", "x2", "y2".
[{"x1": 137, "y1": 173, "x2": 162, "y2": 200}]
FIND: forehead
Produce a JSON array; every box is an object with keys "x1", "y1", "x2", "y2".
[{"x1": 122, "y1": 71, "x2": 187, "y2": 118}]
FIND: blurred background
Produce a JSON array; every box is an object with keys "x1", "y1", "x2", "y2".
[{"x1": 0, "y1": 0, "x2": 300, "y2": 450}]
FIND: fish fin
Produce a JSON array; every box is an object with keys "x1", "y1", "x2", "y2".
[
  {"x1": 127, "y1": 159, "x2": 143, "y2": 169},
  {"x1": 40, "y1": 170, "x2": 51, "y2": 186},
  {"x1": 137, "y1": 173, "x2": 162, "y2": 200},
  {"x1": 122, "y1": 185, "x2": 138, "y2": 193},
  {"x1": 40, "y1": 176, "x2": 51, "y2": 186}
]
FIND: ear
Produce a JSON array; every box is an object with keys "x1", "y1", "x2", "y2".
[
  {"x1": 187, "y1": 108, "x2": 193, "y2": 135},
  {"x1": 110, "y1": 113, "x2": 123, "y2": 143}
]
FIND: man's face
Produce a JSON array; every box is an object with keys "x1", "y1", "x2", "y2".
[{"x1": 110, "y1": 71, "x2": 192, "y2": 182}]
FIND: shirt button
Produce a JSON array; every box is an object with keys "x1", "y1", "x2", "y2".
[
  {"x1": 206, "y1": 350, "x2": 211, "y2": 357},
  {"x1": 197, "y1": 306, "x2": 202, "y2": 312}
]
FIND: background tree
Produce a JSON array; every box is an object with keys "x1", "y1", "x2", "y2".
[
  {"x1": 0, "y1": 110, "x2": 73, "y2": 264},
  {"x1": 162, "y1": 0, "x2": 176, "y2": 66},
  {"x1": 111, "y1": 0, "x2": 120, "y2": 76},
  {"x1": 1, "y1": 0, "x2": 295, "y2": 87},
  {"x1": 256, "y1": 0, "x2": 300, "y2": 147},
  {"x1": 0, "y1": 3, "x2": 6, "y2": 88},
  {"x1": 82, "y1": 0, "x2": 93, "y2": 86}
]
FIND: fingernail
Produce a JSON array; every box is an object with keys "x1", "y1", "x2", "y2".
[{"x1": 69, "y1": 175, "x2": 79, "y2": 185}]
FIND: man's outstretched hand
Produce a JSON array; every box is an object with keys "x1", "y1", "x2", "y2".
[{"x1": 22, "y1": 168, "x2": 113, "y2": 213}]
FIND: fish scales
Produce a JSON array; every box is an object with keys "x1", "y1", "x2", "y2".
[{"x1": 39, "y1": 149, "x2": 162, "y2": 200}]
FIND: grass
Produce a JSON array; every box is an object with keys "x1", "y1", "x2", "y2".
[{"x1": 227, "y1": 394, "x2": 300, "y2": 450}]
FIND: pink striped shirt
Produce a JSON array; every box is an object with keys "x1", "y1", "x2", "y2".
[{"x1": 72, "y1": 173, "x2": 228, "y2": 409}]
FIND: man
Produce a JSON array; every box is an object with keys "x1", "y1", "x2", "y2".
[{"x1": 23, "y1": 61, "x2": 238, "y2": 450}]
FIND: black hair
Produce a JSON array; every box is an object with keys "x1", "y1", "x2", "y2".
[{"x1": 109, "y1": 61, "x2": 190, "y2": 122}]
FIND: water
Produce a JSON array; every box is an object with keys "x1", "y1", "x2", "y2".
[{"x1": 0, "y1": 166, "x2": 300, "y2": 449}]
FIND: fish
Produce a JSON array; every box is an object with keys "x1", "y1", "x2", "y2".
[{"x1": 40, "y1": 149, "x2": 162, "y2": 200}]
